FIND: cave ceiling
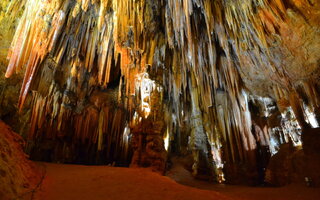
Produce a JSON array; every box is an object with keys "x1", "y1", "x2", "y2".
[{"x1": 0, "y1": 0, "x2": 319, "y2": 183}]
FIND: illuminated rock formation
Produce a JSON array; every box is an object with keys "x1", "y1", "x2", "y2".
[{"x1": 1, "y1": 0, "x2": 319, "y2": 185}]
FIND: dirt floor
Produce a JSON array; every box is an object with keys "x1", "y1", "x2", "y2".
[
  {"x1": 33, "y1": 163, "x2": 230, "y2": 200},
  {"x1": 32, "y1": 162, "x2": 320, "y2": 200}
]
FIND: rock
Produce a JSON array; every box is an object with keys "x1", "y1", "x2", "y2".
[
  {"x1": 266, "y1": 142, "x2": 320, "y2": 187},
  {"x1": 265, "y1": 143, "x2": 296, "y2": 186},
  {"x1": 0, "y1": 121, "x2": 42, "y2": 200},
  {"x1": 302, "y1": 128, "x2": 320, "y2": 156}
]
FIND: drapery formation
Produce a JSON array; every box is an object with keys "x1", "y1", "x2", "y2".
[{"x1": 4, "y1": 0, "x2": 320, "y2": 183}]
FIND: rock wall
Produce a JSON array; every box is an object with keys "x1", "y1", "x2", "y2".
[
  {"x1": 0, "y1": 0, "x2": 25, "y2": 130},
  {"x1": 0, "y1": 121, "x2": 42, "y2": 200},
  {"x1": 0, "y1": 0, "x2": 319, "y2": 185}
]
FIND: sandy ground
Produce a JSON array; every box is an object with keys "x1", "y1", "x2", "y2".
[
  {"x1": 33, "y1": 162, "x2": 320, "y2": 200},
  {"x1": 33, "y1": 163, "x2": 231, "y2": 200}
]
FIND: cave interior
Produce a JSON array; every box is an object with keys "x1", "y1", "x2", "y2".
[{"x1": 0, "y1": 0, "x2": 320, "y2": 199}]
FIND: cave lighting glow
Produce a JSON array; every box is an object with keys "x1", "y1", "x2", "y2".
[{"x1": 135, "y1": 73, "x2": 156, "y2": 118}]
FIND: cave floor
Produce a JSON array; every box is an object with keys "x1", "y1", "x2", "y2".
[
  {"x1": 32, "y1": 162, "x2": 320, "y2": 200},
  {"x1": 166, "y1": 160, "x2": 320, "y2": 200}
]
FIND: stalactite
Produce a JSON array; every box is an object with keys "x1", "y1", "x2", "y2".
[
  {"x1": 188, "y1": 71, "x2": 215, "y2": 179},
  {"x1": 4, "y1": 0, "x2": 320, "y2": 181}
]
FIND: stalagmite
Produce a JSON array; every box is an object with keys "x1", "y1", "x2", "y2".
[{"x1": 2, "y1": 0, "x2": 320, "y2": 185}]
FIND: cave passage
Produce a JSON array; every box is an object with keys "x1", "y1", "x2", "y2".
[{"x1": 0, "y1": 0, "x2": 320, "y2": 199}]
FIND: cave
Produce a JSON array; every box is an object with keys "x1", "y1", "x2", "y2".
[{"x1": 0, "y1": 0, "x2": 320, "y2": 199}]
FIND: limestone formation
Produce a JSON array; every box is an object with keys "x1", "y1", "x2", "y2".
[{"x1": 0, "y1": 0, "x2": 319, "y2": 185}]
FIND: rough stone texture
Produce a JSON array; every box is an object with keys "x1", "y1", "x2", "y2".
[
  {"x1": 130, "y1": 85, "x2": 167, "y2": 173},
  {"x1": 0, "y1": 0, "x2": 26, "y2": 133},
  {"x1": 265, "y1": 143, "x2": 296, "y2": 186},
  {"x1": 302, "y1": 128, "x2": 320, "y2": 156},
  {"x1": 0, "y1": 0, "x2": 320, "y2": 186},
  {"x1": 239, "y1": 1, "x2": 320, "y2": 98},
  {"x1": 0, "y1": 121, "x2": 42, "y2": 200},
  {"x1": 266, "y1": 143, "x2": 320, "y2": 187},
  {"x1": 291, "y1": 150, "x2": 320, "y2": 187}
]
